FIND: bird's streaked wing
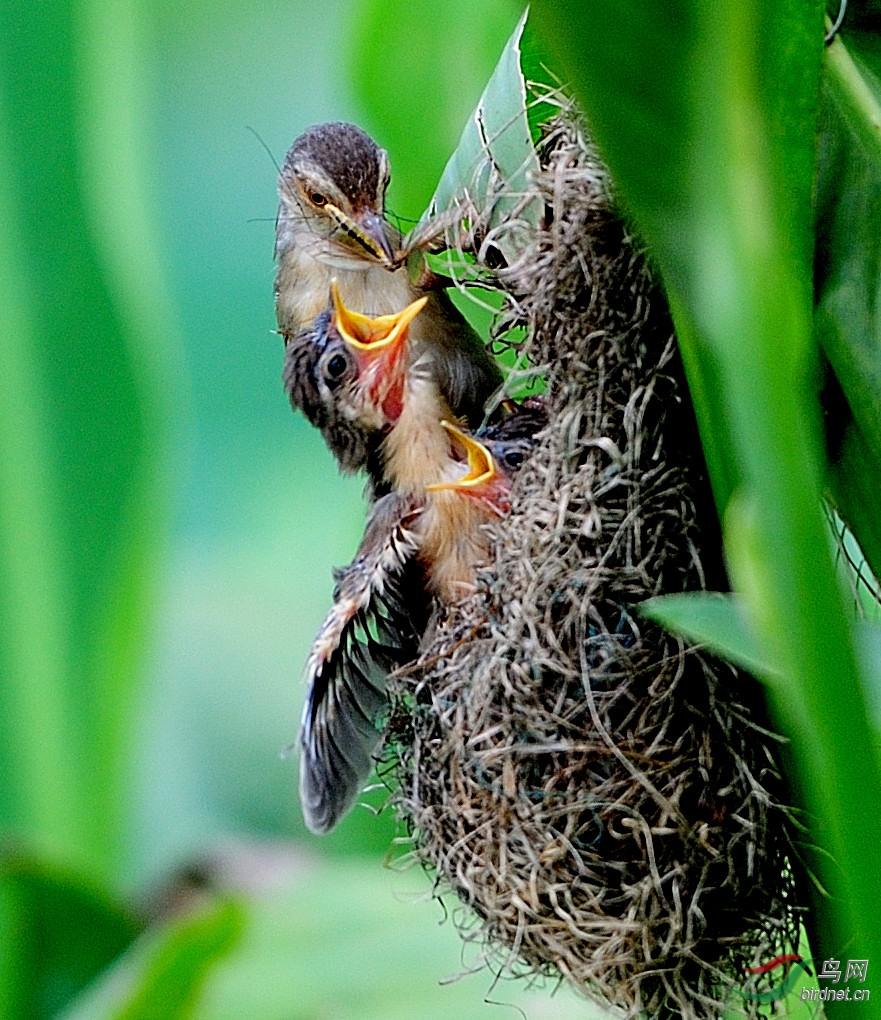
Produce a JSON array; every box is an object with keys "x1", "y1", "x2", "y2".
[{"x1": 299, "y1": 493, "x2": 428, "y2": 833}]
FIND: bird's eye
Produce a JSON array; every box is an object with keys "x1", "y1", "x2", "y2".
[
  {"x1": 504, "y1": 449, "x2": 525, "y2": 470},
  {"x1": 327, "y1": 353, "x2": 347, "y2": 376},
  {"x1": 310, "y1": 192, "x2": 327, "y2": 207},
  {"x1": 323, "y1": 351, "x2": 350, "y2": 388}
]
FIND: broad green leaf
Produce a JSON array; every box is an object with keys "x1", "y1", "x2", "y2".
[
  {"x1": 413, "y1": 10, "x2": 542, "y2": 264},
  {"x1": 59, "y1": 900, "x2": 243, "y2": 1020},
  {"x1": 527, "y1": 0, "x2": 881, "y2": 1001},
  {"x1": 0, "y1": 851, "x2": 139, "y2": 1020}
]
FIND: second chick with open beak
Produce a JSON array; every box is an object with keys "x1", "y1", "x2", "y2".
[{"x1": 297, "y1": 405, "x2": 545, "y2": 835}]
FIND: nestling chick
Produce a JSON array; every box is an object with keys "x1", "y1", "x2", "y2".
[
  {"x1": 283, "y1": 284, "x2": 424, "y2": 489},
  {"x1": 421, "y1": 420, "x2": 537, "y2": 600}
]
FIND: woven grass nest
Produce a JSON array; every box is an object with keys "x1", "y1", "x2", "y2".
[{"x1": 386, "y1": 111, "x2": 805, "y2": 1018}]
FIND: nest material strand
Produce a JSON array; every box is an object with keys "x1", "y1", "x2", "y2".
[{"x1": 388, "y1": 112, "x2": 802, "y2": 1019}]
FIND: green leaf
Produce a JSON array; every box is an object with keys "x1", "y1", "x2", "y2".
[
  {"x1": 0, "y1": 850, "x2": 139, "y2": 1020},
  {"x1": 59, "y1": 900, "x2": 243, "y2": 1020},
  {"x1": 350, "y1": 0, "x2": 523, "y2": 221},
  {"x1": 519, "y1": 17, "x2": 565, "y2": 143},
  {"x1": 828, "y1": 421, "x2": 881, "y2": 580},
  {"x1": 192, "y1": 859, "x2": 589, "y2": 1020},
  {"x1": 640, "y1": 591, "x2": 881, "y2": 743},
  {"x1": 60, "y1": 857, "x2": 591, "y2": 1020},
  {"x1": 0, "y1": 93, "x2": 81, "y2": 859},
  {"x1": 816, "y1": 32, "x2": 881, "y2": 566},
  {"x1": 414, "y1": 9, "x2": 542, "y2": 264},
  {"x1": 639, "y1": 593, "x2": 777, "y2": 678},
  {"x1": 857, "y1": 622, "x2": 881, "y2": 747}
]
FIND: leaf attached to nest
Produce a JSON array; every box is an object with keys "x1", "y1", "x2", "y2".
[
  {"x1": 638, "y1": 593, "x2": 779, "y2": 679},
  {"x1": 409, "y1": 9, "x2": 542, "y2": 265}
]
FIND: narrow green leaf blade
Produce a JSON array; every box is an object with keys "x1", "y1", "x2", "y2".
[
  {"x1": 0, "y1": 0, "x2": 178, "y2": 880},
  {"x1": 59, "y1": 900, "x2": 243, "y2": 1020},
  {"x1": 816, "y1": 33, "x2": 881, "y2": 566},
  {"x1": 416, "y1": 9, "x2": 542, "y2": 262},
  {"x1": 0, "y1": 93, "x2": 84, "y2": 856},
  {"x1": 639, "y1": 593, "x2": 778, "y2": 678}
]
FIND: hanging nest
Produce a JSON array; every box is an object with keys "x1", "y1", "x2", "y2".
[{"x1": 386, "y1": 111, "x2": 804, "y2": 1018}]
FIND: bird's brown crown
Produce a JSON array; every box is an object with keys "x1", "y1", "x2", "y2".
[{"x1": 283, "y1": 122, "x2": 389, "y2": 213}]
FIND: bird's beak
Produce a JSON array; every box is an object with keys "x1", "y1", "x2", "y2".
[
  {"x1": 331, "y1": 282, "x2": 426, "y2": 356},
  {"x1": 324, "y1": 201, "x2": 395, "y2": 267},
  {"x1": 427, "y1": 421, "x2": 496, "y2": 493},
  {"x1": 331, "y1": 283, "x2": 426, "y2": 422},
  {"x1": 351, "y1": 210, "x2": 396, "y2": 267}
]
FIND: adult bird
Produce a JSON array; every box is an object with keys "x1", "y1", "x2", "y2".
[
  {"x1": 274, "y1": 121, "x2": 502, "y2": 429},
  {"x1": 298, "y1": 412, "x2": 545, "y2": 834}
]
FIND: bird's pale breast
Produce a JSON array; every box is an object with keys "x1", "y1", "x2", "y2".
[{"x1": 275, "y1": 243, "x2": 416, "y2": 339}]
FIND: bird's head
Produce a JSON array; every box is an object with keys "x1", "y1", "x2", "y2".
[
  {"x1": 276, "y1": 122, "x2": 396, "y2": 268},
  {"x1": 427, "y1": 421, "x2": 528, "y2": 515}
]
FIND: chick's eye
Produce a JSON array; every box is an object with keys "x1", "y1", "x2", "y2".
[
  {"x1": 310, "y1": 192, "x2": 327, "y2": 207},
  {"x1": 324, "y1": 352, "x2": 349, "y2": 385},
  {"x1": 504, "y1": 449, "x2": 525, "y2": 469}
]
